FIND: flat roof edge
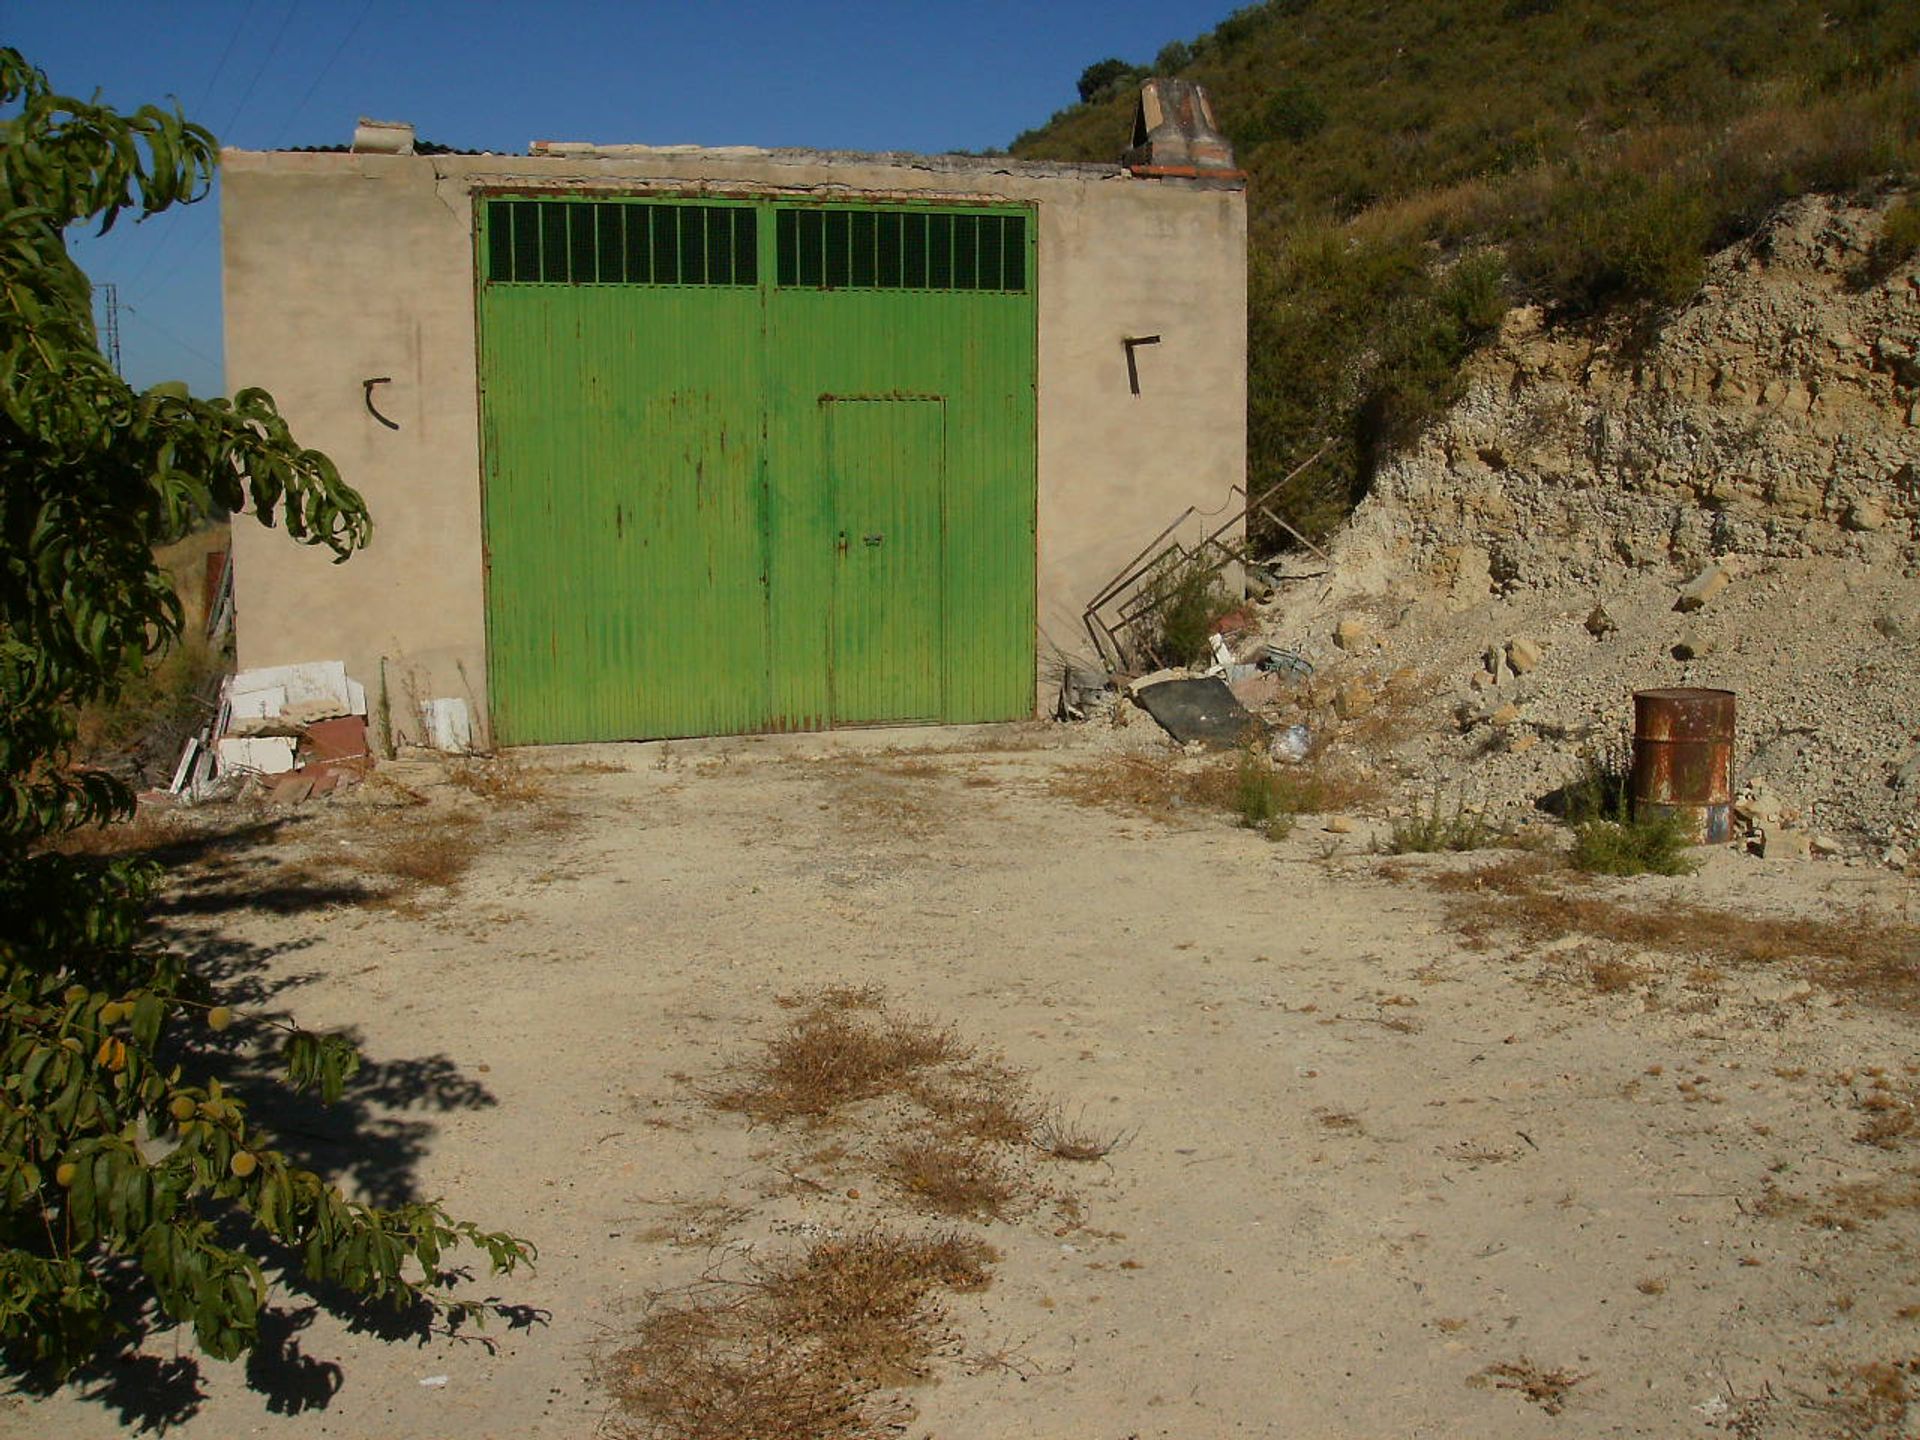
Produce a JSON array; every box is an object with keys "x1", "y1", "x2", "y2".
[{"x1": 223, "y1": 142, "x2": 1129, "y2": 182}]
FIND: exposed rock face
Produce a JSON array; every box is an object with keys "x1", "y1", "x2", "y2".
[
  {"x1": 1345, "y1": 194, "x2": 1919, "y2": 590},
  {"x1": 1265, "y1": 193, "x2": 1920, "y2": 850}
]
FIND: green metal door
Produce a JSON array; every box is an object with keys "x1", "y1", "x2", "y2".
[
  {"x1": 478, "y1": 199, "x2": 766, "y2": 742},
  {"x1": 825, "y1": 397, "x2": 944, "y2": 723},
  {"x1": 476, "y1": 194, "x2": 1035, "y2": 743}
]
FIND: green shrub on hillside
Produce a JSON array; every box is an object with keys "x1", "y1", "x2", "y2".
[{"x1": 1014, "y1": 0, "x2": 1920, "y2": 551}]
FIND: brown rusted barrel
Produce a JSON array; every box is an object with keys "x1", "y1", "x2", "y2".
[{"x1": 1631, "y1": 688, "x2": 1735, "y2": 843}]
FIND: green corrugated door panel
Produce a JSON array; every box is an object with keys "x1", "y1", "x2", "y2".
[
  {"x1": 764, "y1": 206, "x2": 1035, "y2": 727},
  {"x1": 824, "y1": 398, "x2": 945, "y2": 724},
  {"x1": 477, "y1": 199, "x2": 769, "y2": 743},
  {"x1": 479, "y1": 196, "x2": 1033, "y2": 742}
]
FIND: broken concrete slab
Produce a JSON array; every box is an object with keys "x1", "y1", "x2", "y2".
[{"x1": 1132, "y1": 677, "x2": 1268, "y2": 750}]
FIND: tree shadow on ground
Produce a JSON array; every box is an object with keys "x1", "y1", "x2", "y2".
[{"x1": 30, "y1": 918, "x2": 544, "y2": 1431}]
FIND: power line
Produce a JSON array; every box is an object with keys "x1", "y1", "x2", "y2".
[
  {"x1": 217, "y1": 0, "x2": 301, "y2": 140},
  {"x1": 122, "y1": 303, "x2": 222, "y2": 372},
  {"x1": 271, "y1": 0, "x2": 379, "y2": 149},
  {"x1": 194, "y1": 0, "x2": 259, "y2": 117}
]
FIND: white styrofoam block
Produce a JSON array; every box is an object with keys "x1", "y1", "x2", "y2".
[
  {"x1": 216, "y1": 736, "x2": 297, "y2": 775},
  {"x1": 227, "y1": 685, "x2": 286, "y2": 721},
  {"x1": 421, "y1": 698, "x2": 473, "y2": 753},
  {"x1": 229, "y1": 661, "x2": 352, "y2": 716}
]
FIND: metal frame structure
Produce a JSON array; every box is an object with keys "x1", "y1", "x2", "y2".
[{"x1": 1081, "y1": 442, "x2": 1333, "y2": 671}]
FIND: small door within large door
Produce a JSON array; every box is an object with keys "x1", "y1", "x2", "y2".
[{"x1": 825, "y1": 397, "x2": 944, "y2": 724}]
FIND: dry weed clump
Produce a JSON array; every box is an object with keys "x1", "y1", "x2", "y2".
[
  {"x1": 351, "y1": 810, "x2": 484, "y2": 897},
  {"x1": 1470, "y1": 1358, "x2": 1590, "y2": 1415},
  {"x1": 910, "y1": 1066, "x2": 1038, "y2": 1145},
  {"x1": 1050, "y1": 749, "x2": 1377, "y2": 828},
  {"x1": 445, "y1": 755, "x2": 552, "y2": 803},
  {"x1": 1853, "y1": 1079, "x2": 1919, "y2": 1150},
  {"x1": 47, "y1": 806, "x2": 193, "y2": 859},
  {"x1": 1755, "y1": 1176, "x2": 1920, "y2": 1232},
  {"x1": 605, "y1": 1228, "x2": 995, "y2": 1440},
  {"x1": 882, "y1": 1137, "x2": 1018, "y2": 1220},
  {"x1": 711, "y1": 1002, "x2": 963, "y2": 1126},
  {"x1": 1829, "y1": 1359, "x2": 1918, "y2": 1437},
  {"x1": 1426, "y1": 857, "x2": 1920, "y2": 1013},
  {"x1": 1030, "y1": 1106, "x2": 1128, "y2": 1162}
]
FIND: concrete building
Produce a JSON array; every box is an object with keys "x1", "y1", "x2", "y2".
[{"x1": 221, "y1": 84, "x2": 1247, "y2": 745}]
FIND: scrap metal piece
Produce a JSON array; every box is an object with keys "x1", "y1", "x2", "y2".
[{"x1": 1132, "y1": 676, "x2": 1268, "y2": 750}]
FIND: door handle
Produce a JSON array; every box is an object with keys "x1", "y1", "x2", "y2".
[
  {"x1": 863, "y1": 533, "x2": 884, "y2": 546},
  {"x1": 835, "y1": 530, "x2": 849, "y2": 555}
]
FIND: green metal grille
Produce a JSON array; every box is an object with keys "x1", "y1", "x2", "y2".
[
  {"x1": 775, "y1": 208, "x2": 1026, "y2": 291},
  {"x1": 484, "y1": 198, "x2": 756, "y2": 285}
]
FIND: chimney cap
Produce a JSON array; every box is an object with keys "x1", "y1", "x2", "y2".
[
  {"x1": 1122, "y1": 79, "x2": 1242, "y2": 180},
  {"x1": 351, "y1": 118, "x2": 416, "y2": 156}
]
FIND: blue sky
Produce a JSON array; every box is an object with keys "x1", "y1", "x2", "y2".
[{"x1": 12, "y1": 1, "x2": 1238, "y2": 395}]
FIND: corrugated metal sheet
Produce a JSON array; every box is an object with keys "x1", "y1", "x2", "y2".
[
  {"x1": 824, "y1": 397, "x2": 945, "y2": 722},
  {"x1": 477, "y1": 196, "x2": 1034, "y2": 743}
]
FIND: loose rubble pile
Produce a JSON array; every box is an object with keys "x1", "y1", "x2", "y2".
[
  {"x1": 1231, "y1": 192, "x2": 1920, "y2": 862},
  {"x1": 158, "y1": 658, "x2": 480, "y2": 809}
]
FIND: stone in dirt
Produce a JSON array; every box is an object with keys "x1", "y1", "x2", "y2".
[
  {"x1": 1325, "y1": 815, "x2": 1356, "y2": 833},
  {"x1": 1489, "y1": 702, "x2": 1522, "y2": 727},
  {"x1": 1585, "y1": 604, "x2": 1617, "y2": 637},
  {"x1": 1334, "y1": 617, "x2": 1376, "y2": 652},
  {"x1": 1506, "y1": 636, "x2": 1544, "y2": 673},
  {"x1": 1760, "y1": 826, "x2": 1813, "y2": 861},
  {"x1": 1333, "y1": 677, "x2": 1377, "y2": 720},
  {"x1": 1675, "y1": 566, "x2": 1730, "y2": 612}
]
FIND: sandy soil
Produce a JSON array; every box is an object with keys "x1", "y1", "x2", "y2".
[{"x1": 8, "y1": 723, "x2": 1919, "y2": 1439}]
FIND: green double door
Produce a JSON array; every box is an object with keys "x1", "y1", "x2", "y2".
[{"x1": 477, "y1": 195, "x2": 1035, "y2": 743}]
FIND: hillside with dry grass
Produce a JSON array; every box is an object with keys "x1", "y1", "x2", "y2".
[{"x1": 1011, "y1": 0, "x2": 1920, "y2": 542}]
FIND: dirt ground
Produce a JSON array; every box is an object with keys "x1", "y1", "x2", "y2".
[{"x1": 8, "y1": 722, "x2": 1919, "y2": 1439}]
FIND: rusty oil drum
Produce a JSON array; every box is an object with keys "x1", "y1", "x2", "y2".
[{"x1": 1630, "y1": 687, "x2": 1735, "y2": 843}]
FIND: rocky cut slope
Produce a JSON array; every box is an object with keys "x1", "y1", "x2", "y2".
[{"x1": 1268, "y1": 192, "x2": 1920, "y2": 855}]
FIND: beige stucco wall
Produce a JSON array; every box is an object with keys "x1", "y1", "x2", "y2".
[{"x1": 222, "y1": 144, "x2": 1245, "y2": 740}]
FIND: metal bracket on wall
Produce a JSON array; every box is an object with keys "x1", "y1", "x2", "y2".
[
  {"x1": 362, "y1": 376, "x2": 399, "y2": 430},
  {"x1": 1122, "y1": 335, "x2": 1161, "y2": 395}
]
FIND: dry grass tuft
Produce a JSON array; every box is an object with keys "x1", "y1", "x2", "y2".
[
  {"x1": 1426, "y1": 857, "x2": 1920, "y2": 1013},
  {"x1": 1051, "y1": 750, "x2": 1378, "y2": 827},
  {"x1": 911, "y1": 1066, "x2": 1038, "y2": 1145},
  {"x1": 882, "y1": 1137, "x2": 1018, "y2": 1220},
  {"x1": 1030, "y1": 1107, "x2": 1129, "y2": 1162},
  {"x1": 1586, "y1": 956, "x2": 1646, "y2": 994},
  {"x1": 1849, "y1": 1077, "x2": 1919, "y2": 1151},
  {"x1": 48, "y1": 807, "x2": 194, "y2": 859},
  {"x1": 779, "y1": 984, "x2": 887, "y2": 1013},
  {"x1": 607, "y1": 1228, "x2": 993, "y2": 1440},
  {"x1": 352, "y1": 811, "x2": 484, "y2": 897},
  {"x1": 1471, "y1": 1358, "x2": 1590, "y2": 1415},
  {"x1": 1756, "y1": 1176, "x2": 1920, "y2": 1232},
  {"x1": 445, "y1": 755, "x2": 552, "y2": 803},
  {"x1": 1827, "y1": 1359, "x2": 1917, "y2": 1438},
  {"x1": 711, "y1": 1000, "x2": 962, "y2": 1126}
]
